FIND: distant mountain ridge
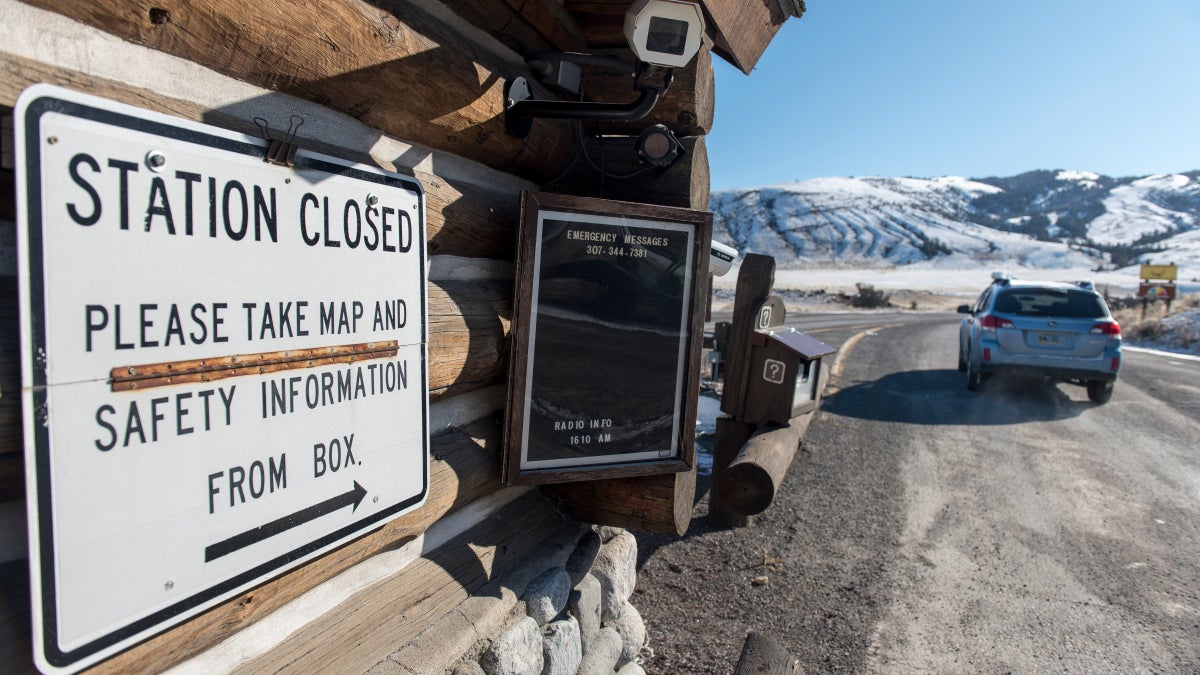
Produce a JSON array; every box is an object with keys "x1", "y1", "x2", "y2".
[{"x1": 710, "y1": 170, "x2": 1200, "y2": 273}]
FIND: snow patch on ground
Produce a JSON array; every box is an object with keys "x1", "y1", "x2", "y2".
[
  {"x1": 1131, "y1": 307, "x2": 1200, "y2": 356},
  {"x1": 694, "y1": 394, "x2": 722, "y2": 475},
  {"x1": 715, "y1": 262, "x2": 1200, "y2": 299},
  {"x1": 1088, "y1": 174, "x2": 1199, "y2": 245}
]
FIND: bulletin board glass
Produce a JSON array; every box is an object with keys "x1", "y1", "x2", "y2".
[{"x1": 503, "y1": 192, "x2": 711, "y2": 485}]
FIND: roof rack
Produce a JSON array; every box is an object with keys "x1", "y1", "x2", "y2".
[
  {"x1": 990, "y1": 271, "x2": 1012, "y2": 285},
  {"x1": 1072, "y1": 280, "x2": 1096, "y2": 291}
]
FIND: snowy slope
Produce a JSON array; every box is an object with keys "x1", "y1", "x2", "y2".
[
  {"x1": 1087, "y1": 174, "x2": 1200, "y2": 244},
  {"x1": 711, "y1": 171, "x2": 1200, "y2": 274}
]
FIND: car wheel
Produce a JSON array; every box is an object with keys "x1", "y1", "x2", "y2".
[
  {"x1": 957, "y1": 343, "x2": 967, "y2": 372},
  {"x1": 1087, "y1": 380, "x2": 1114, "y2": 404},
  {"x1": 966, "y1": 350, "x2": 982, "y2": 391}
]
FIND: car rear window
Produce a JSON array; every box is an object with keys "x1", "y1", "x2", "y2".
[{"x1": 993, "y1": 288, "x2": 1107, "y2": 318}]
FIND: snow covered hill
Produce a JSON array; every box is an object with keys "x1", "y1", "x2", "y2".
[{"x1": 710, "y1": 171, "x2": 1200, "y2": 276}]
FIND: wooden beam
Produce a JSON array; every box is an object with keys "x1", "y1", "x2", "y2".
[
  {"x1": 580, "y1": 46, "x2": 714, "y2": 136},
  {"x1": 719, "y1": 357, "x2": 827, "y2": 516},
  {"x1": 235, "y1": 493, "x2": 573, "y2": 674},
  {"x1": 563, "y1": 0, "x2": 630, "y2": 48},
  {"x1": 717, "y1": 354, "x2": 829, "y2": 518},
  {"x1": 428, "y1": 280, "x2": 512, "y2": 402},
  {"x1": 20, "y1": 0, "x2": 575, "y2": 181},
  {"x1": 549, "y1": 135, "x2": 709, "y2": 210},
  {"x1": 716, "y1": 416, "x2": 803, "y2": 517},
  {"x1": 450, "y1": 0, "x2": 587, "y2": 54},
  {"x1": 719, "y1": 253, "x2": 775, "y2": 419},
  {"x1": 707, "y1": 254, "x2": 775, "y2": 527},
  {"x1": 701, "y1": 0, "x2": 798, "y2": 75},
  {"x1": 543, "y1": 465, "x2": 696, "y2": 536}
]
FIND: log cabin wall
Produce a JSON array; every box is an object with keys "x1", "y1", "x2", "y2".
[{"x1": 0, "y1": 0, "x2": 796, "y2": 671}]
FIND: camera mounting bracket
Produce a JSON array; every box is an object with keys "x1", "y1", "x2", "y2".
[{"x1": 504, "y1": 65, "x2": 673, "y2": 139}]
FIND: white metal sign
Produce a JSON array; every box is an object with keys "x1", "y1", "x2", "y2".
[{"x1": 16, "y1": 85, "x2": 429, "y2": 673}]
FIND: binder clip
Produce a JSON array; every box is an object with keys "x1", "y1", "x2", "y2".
[{"x1": 254, "y1": 114, "x2": 304, "y2": 168}]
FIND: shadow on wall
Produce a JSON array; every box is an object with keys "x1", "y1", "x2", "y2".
[
  {"x1": 199, "y1": 98, "x2": 521, "y2": 262},
  {"x1": 821, "y1": 368, "x2": 1093, "y2": 425},
  {"x1": 196, "y1": 88, "x2": 523, "y2": 401}
]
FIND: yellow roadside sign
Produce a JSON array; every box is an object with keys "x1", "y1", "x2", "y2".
[{"x1": 1140, "y1": 263, "x2": 1177, "y2": 281}]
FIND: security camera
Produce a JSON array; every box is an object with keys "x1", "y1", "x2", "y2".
[
  {"x1": 624, "y1": 0, "x2": 706, "y2": 69},
  {"x1": 504, "y1": 0, "x2": 703, "y2": 138},
  {"x1": 710, "y1": 240, "x2": 738, "y2": 277}
]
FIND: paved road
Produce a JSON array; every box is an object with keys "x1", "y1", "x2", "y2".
[
  {"x1": 638, "y1": 312, "x2": 1200, "y2": 673},
  {"x1": 823, "y1": 316, "x2": 1200, "y2": 672}
]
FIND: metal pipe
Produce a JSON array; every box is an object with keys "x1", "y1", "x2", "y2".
[{"x1": 507, "y1": 88, "x2": 661, "y2": 123}]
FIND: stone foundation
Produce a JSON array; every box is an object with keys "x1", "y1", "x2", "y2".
[{"x1": 374, "y1": 524, "x2": 649, "y2": 675}]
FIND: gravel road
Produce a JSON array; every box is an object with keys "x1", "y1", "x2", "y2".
[{"x1": 633, "y1": 316, "x2": 1200, "y2": 673}]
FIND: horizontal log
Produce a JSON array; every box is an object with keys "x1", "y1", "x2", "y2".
[
  {"x1": 0, "y1": 51, "x2": 524, "y2": 261},
  {"x1": 717, "y1": 413, "x2": 815, "y2": 517},
  {"x1": 450, "y1": 0, "x2": 586, "y2": 54},
  {"x1": 549, "y1": 135, "x2": 709, "y2": 210},
  {"x1": 428, "y1": 279, "x2": 513, "y2": 402},
  {"x1": 564, "y1": 0, "x2": 631, "y2": 48},
  {"x1": 544, "y1": 465, "x2": 696, "y2": 536},
  {"x1": 580, "y1": 46, "x2": 714, "y2": 136},
  {"x1": 422, "y1": 176, "x2": 520, "y2": 260},
  {"x1": 82, "y1": 416, "x2": 508, "y2": 673},
  {"x1": 720, "y1": 356, "x2": 830, "y2": 522},
  {"x1": 703, "y1": 0, "x2": 799, "y2": 75},
  {"x1": 236, "y1": 492, "x2": 572, "y2": 674},
  {"x1": 21, "y1": 0, "x2": 575, "y2": 181}
]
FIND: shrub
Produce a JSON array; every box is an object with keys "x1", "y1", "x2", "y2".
[
  {"x1": 1125, "y1": 318, "x2": 1165, "y2": 341},
  {"x1": 846, "y1": 283, "x2": 891, "y2": 309},
  {"x1": 1112, "y1": 293, "x2": 1199, "y2": 347}
]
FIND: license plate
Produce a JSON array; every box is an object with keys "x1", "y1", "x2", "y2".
[{"x1": 1037, "y1": 333, "x2": 1062, "y2": 345}]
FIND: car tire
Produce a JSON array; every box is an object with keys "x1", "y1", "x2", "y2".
[
  {"x1": 1087, "y1": 380, "x2": 1114, "y2": 404},
  {"x1": 965, "y1": 351, "x2": 982, "y2": 391},
  {"x1": 957, "y1": 343, "x2": 967, "y2": 372}
]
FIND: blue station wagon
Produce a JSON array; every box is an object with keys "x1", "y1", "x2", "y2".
[{"x1": 957, "y1": 273, "x2": 1122, "y2": 403}]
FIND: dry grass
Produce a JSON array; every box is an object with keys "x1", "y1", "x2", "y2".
[{"x1": 1113, "y1": 294, "x2": 1200, "y2": 349}]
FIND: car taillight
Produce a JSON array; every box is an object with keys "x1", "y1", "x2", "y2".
[
  {"x1": 1090, "y1": 321, "x2": 1121, "y2": 337},
  {"x1": 980, "y1": 315, "x2": 1015, "y2": 331},
  {"x1": 1111, "y1": 356, "x2": 1120, "y2": 372}
]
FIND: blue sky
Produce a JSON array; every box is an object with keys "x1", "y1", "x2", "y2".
[{"x1": 708, "y1": 0, "x2": 1200, "y2": 190}]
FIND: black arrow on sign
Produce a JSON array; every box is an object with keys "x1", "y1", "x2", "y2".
[{"x1": 205, "y1": 481, "x2": 368, "y2": 563}]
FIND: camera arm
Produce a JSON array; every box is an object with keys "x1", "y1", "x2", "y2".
[{"x1": 504, "y1": 65, "x2": 674, "y2": 139}]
